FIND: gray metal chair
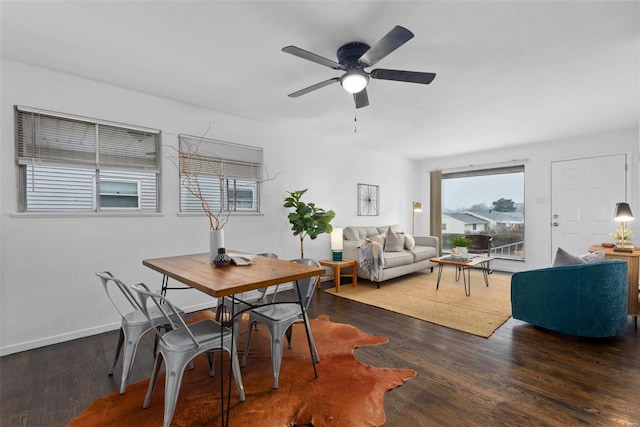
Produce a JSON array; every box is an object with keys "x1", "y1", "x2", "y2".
[
  {"x1": 132, "y1": 283, "x2": 245, "y2": 427},
  {"x1": 215, "y1": 252, "x2": 280, "y2": 337},
  {"x1": 241, "y1": 258, "x2": 320, "y2": 389},
  {"x1": 95, "y1": 271, "x2": 183, "y2": 394}
]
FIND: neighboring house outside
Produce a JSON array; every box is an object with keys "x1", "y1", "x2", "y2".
[
  {"x1": 442, "y1": 210, "x2": 524, "y2": 235},
  {"x1": 466, "y1": 210, "x2": 524, "y2": 233},
  {"x1": 442, "y1": 213, "x2": 489, "y2": 234}
]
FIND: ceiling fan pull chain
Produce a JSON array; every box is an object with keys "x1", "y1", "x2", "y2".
[{"x1": 354, "y1": 108, "x2": 357, "y2": 133}]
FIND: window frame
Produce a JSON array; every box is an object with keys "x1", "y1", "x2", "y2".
[
  {"x1": 178, "y1": 134, "x2": 263, "y2": 216},
  {"x1": 15, "y1": 106, "x2": 161, "y2": 214},
  {"x1": 441, "y1": 164, "x2": 525, "y2": 261}
]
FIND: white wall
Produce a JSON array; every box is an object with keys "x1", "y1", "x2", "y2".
[
  {"x1": 419, "y1": 128, "x2": 640, "y2": 273},
  {"x1": 0, "y1": 60, "x2": 421, "y2": 355}
]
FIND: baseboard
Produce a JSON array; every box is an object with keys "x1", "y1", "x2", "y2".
[{"x1": 0, "y1": 300, "x2": 225, "y2": 357}]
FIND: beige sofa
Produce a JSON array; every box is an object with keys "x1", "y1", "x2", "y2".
[{"x1": 342, "y1": 224, "x2": 439, "y2": 287}]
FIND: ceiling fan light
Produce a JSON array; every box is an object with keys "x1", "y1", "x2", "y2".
[{"x1": 341, "y1": 71, "x2": 368, "y2": 93}]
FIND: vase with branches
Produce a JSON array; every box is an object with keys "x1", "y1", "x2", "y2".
[
  {"x1": 176, "y1": 135, "x2": 232, "y2": 231},
  {"x1": 167, "y1": 127, "x2": 279, "y2": 261},
  {"x1": 284, "y1": 189, "x2": 335, "y2": 258}
]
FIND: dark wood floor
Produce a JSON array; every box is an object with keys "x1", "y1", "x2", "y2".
[{"x1": 2, "y1": 280, "x2": 639, "y2": 427}]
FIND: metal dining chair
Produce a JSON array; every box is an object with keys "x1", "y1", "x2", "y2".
[
  {"x1": 95, "y1": 271, "x2": 184, "y2": 394},
  {"x1": 215, "y1": 252, "x2": 280, "y2": 338},
  {"x1": 132, "y1": 282, "x2": 245, "y2": 427},
  {"x1": 241, "y1": 258, "x2": 321, "y2": 389}
]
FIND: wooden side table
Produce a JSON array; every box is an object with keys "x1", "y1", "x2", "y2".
[
  {"x1": 319, "y1": 259, "x2": 358, "y2": 293},
  {"x1": 589, "y1": 245, "x2": 640, "y2": 327}
]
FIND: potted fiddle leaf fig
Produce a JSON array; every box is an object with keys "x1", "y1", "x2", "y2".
[{"x1": 284, "y1": 189, "x2": 335, "y2": 258}]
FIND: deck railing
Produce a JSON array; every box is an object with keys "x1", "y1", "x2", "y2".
[{"x1": 491, "y1": 241, "x2": 525, "y2": 260}]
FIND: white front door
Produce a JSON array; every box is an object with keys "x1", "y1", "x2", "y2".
[{"x1": 551, "y1": 154, "x2": 627, "y2": 260}]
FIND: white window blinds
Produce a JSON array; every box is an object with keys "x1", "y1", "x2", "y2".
[
  {"x1": 179, "y1": 134, "x2": 262, "y2": 181},
  {"x1": 16, "y1": 106, "x2": 160, "y2": 171},
  {"x1": 15, "y1": 106, "x2": 161, "y2": 213}
]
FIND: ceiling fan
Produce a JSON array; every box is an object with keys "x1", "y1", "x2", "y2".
[{"x1": 282, "y1": 25, "x2": 436, "y2": 109}]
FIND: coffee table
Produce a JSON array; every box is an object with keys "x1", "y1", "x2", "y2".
[{"x1": 429, "y1": 255, "x2": 493, "y2": 296}]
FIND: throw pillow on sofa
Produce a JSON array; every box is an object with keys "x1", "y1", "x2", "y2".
[
  {"x1": 404, "y1": 234, "x2": 416, "y2": 250},
  {"x1": 553, "y1": 247, "x2": 605, "y2": 266},
  {"x1": 384, "y1": 228, "x2": 405, "y2": 252}
]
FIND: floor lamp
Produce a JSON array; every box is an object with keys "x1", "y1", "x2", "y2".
[
  {"x1": 613, "y1": 202, "x2": 634, "y2": 252},
  {"x1": 412, "y1": 202, "x2": 423, "y2": 235}
]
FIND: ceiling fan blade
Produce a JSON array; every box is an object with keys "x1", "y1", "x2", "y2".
[
  {"x1": 282, "y1": 46, "x2": 344, "y2": 70},
  {"x1": 370, "y1": 69, "x2": 436, "y2": 84},
  {"x1": 354, "y1": 88, "x2": 369, "y2": 109},
  {"x1": 358, "y1": 25, "x2": 414, "y2": 67},
  {"x1": 287, "y1": 77, "x2": 340, "y2": 98}
]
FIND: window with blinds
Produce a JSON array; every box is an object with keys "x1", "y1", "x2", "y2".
[
  {"x1": 178, "y1": 135, "x2": 262, "y2": 214},
  {"x1": 15, "y1": 106, "x2": 160, "y2": 212}
]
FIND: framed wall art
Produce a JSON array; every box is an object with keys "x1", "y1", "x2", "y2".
[{"x1": 357, "y1": 183, "x2": 379, "y2": 216}]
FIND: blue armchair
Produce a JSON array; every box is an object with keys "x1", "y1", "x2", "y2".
[{"x1": 511, "y1": 260, "x2": 628, "y2": 337}]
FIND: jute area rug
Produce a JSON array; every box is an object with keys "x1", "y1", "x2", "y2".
[
  {"x1": 326, "y1": 269, "x2": 512, "y2": 338},
  {"x1": 68, "y1": 314, "x2": 415, "y2": 427}
]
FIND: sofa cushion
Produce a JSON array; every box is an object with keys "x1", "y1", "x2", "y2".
[
  {"x1": 343, "y1": 226, "x2": 380, "y2": 241},
  {"x1": 404, "y1": 234, "x2": 416, "y2": 250},
  {"x1": 383, "y1": 250, "x2": 414, "y2": 268},
  {"x1": 408, "y1": 245, "x2": 438, "y2": 262},
  {"x1": 385, "y1": 228, "x2": 405, "y2": 252}
]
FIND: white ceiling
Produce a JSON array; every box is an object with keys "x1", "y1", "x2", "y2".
[{"x1": 1, "y1": 1, "x2": 638, "y2": 160}]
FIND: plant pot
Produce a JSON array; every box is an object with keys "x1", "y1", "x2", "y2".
[
  {"x1": 456, "y1": 247, "x2": 469, "y2": 259},
  {"x1": 210, "y1": 229, "x2": 225, "y2": 262}
]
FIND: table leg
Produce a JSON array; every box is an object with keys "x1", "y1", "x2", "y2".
[
  {"x1": 481, "y1": 261, "x2": 490, "y2": 287},
  {"x1": 219, "y1": 296, "x2": 230, "y2": 427},
  {"x1": 333, "y1": 265, "x2": 341, "y2": 292},
  {"x1": 296, "y1": 278, "x2": 318, "y2": 380},
  {"x1": 351, "y1": 264, "x2": 357, "y2": 288},
  {"x1": 160, "y1": 274, "x2": 190, "y2": 296},
  {"x1": 436, "y1": 264, "x2": 444, "y2": 290},
  {"x1": 463, "y1": 267, "x2": 471, "y2": 296},
  {"x1": 161, "y1": 275, "x2": 169, "y2": 296}
]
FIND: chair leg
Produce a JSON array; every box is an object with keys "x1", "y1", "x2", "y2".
[
  {"x1": 206, "y1": 351, "x2": 215, "y2": 376},
  {"x1": 285, "y1": 325, "x2": 293, "y2": 349},
  {"x1": 119, "y1": 328, "x2": 145, "y2": 394},
  {"x1": 143, "y1": 353, "x2": 164, "y2": 409},
  {"x1": 229, "y1": 346, "x2": 246, "y2": 401},
  {"x1": 161, "y1": 357, "x2": 189, "y2": 427},
  {"x1": 270, "y1": 334, "x2": 284, "y2": 389},
  {"x1": 241, "y1": 320, "x2": 255, "y2": 368},
  {"x1": 284, "y1": 323, "x2": 317, "y2": 361},
  {"x1": 109, "y1": 328, "x2": 124, "y2": 376}
]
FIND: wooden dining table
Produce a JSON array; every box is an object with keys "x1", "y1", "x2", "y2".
[{"x1": 143, "y1": 252, "x2": 324, "y2": 427}]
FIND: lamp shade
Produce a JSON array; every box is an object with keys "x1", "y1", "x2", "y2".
[
  {"x1": 614, "y1": 202, "x2": 634, "y2": 222},
  {"x1": 413, "y1": 201, "x2": 423, "y2": 212},
  {"x1": 331, "y1": 228, "x2": 344, "y2": 251}
]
